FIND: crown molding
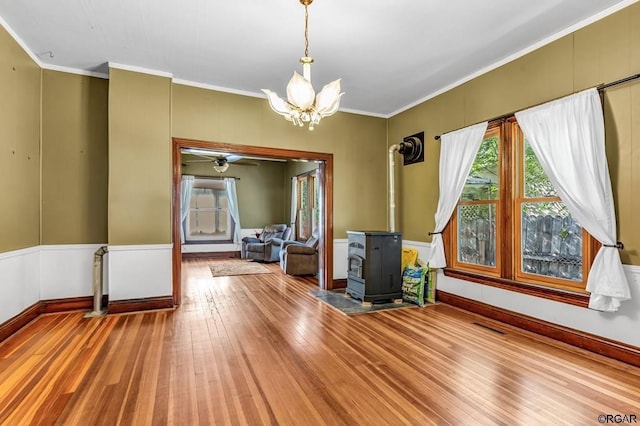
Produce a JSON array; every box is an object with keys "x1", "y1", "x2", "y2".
[
  {"x1": 388, "y1": 0, "x2": 640, "y2": 118},
  {"x1": 0, "y1": 15, "x2": 42, "y2": 67},
  {"x1": 108, "y1": 62, "x2": 173, "y2": 78}
]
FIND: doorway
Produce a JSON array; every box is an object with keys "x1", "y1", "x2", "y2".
[{"x1": 171, "y1": 138, "x2": 334, "y2": 305}]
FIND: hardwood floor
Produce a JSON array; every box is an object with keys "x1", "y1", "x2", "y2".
[{"x1": 1, "y1": 259, "x2": 639, "y2": 425}]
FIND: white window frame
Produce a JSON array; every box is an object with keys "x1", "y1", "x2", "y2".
[{"x1": 185, "y1": 178, "x2": 234, "y2": 243}]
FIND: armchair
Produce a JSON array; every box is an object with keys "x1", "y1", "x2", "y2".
[
  {"x1": 241, "y1": 224, "x2": 292, "y2": 262},
  {"x1": 279, "y1": 229, "x2": 320, "y2": 276}
]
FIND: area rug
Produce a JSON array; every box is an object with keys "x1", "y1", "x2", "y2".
[
  {"x1": 209, "y1": 260, "x2": 272, "y2": 277},
  {"x1": 310, "y1": 289, "x2": 422, "y2": 316}
]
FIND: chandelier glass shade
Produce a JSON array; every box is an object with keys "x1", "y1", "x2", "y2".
[{"x1": 262, "y1": 0, "x2": 343, "y2": 130}]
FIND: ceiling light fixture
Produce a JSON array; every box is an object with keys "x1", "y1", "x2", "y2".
[
  {"x1": 262, "y1": 0, "x2": 343, "y2": 131},
  {"x1": 213, "y1": 158, "x2": 229, "y2": 173}
]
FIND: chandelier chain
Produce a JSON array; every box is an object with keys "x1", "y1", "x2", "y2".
[{"x1": 304, "y1": 4, "x2": 309, "y2": 57}]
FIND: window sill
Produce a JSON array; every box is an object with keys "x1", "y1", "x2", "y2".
[{"x1": 443, "y1": 268, "x2": 589, "y2": 308}]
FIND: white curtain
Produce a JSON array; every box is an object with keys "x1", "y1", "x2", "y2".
[
  {"x1": 515, "y1": 88, "x2": 630, "y2": 312},
  {"x1": 427, "y1": 122, "x2": 488, "y2": 268},
  {"x1": 180, "y1": 175, "x2": 195, "y2": 244},
  {"x1": 290, "y1": 177, "x2": 298, "y2": 238},
  {"x1": 225, "y1": 178, "x2": 242, "y2": 244}
]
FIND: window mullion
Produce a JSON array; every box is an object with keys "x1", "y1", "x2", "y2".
[{"x1": 501, "y1": 121, "x2": 513, "y2": 280}]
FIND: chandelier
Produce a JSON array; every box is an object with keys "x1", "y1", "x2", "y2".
[{"x1": 262, "y1": 0, "x2": 343, "y2": 131}]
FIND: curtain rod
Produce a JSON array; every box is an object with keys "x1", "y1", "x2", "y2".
[
  {"x1": 597, "y1": 72, "x2": 640, "y2": 91},
  {"x1": 433, "y1": 71, "x2": 640, "y2": 141},
  {"x1": 433, "y1": 115, "x2": 509, "y2": 141}
]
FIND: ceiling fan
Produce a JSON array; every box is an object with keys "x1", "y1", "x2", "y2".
[
  {"x1": 183, "y1": 153, "x2": 259, "y2": 166},
  {"x1": 181, "y1": 150, "x2": 261, "y2": 173},
  {"x1": 181, "y1": 148, "x2": 287, "y2": 171}
]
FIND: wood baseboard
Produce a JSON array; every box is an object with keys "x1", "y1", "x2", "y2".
[
  {"x1": 1, "y1": 295, "x2": 174, "y2": 343},
  {"x1": 0, "y1": 302, "x2": 41, "y2": 343},
  {"x1": 1, "y1": 296, "x2": 102, "y2": 343},
  {"x1": 40, "y1": 296, "x2": 94, "y2": 314},
  {"x1": 332, "y1": 278, "x2": 347, "y2": 289},
  {"x1": 107, "y1": 296, "x2": 175, "y2": 314},
  {"x1": 182, "y1": 251, "x2": 240, "y2": 260},
  {"x1": 437, "y1": 290, "x2": 640, "y2": 368}
]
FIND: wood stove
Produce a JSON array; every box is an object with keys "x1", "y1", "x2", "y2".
[{"x1": 346, "y1": 231, "x2": 403, "y2": 303}]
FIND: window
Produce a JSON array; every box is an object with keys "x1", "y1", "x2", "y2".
[
  {"x1": 296, "y1": 171, "x2": 318, "y2": 241},
  {"x1": 186, "y1": 178, "x2": 234, "y2": 243},
  {"x1": 447, "y1": 119, "x2": 596, "y2": 297}
]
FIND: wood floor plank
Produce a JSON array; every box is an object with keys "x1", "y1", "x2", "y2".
[{"x1": 1, "y1": 259, "x2": 639, "y2": 425}]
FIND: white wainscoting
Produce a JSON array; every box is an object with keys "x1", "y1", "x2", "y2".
[
  {"x1": 40, "y1": 244, "x2": 106, "y2": 300},
  {"x1": 402, "y1": 240, "x2": 432, "y2": 263},
  {"x1": 333, "y1": 239, "x2": 348, "y2": 279},
  {"x1": 107, "y1": 244, "x2": 173, "y2": 301},
  {"x1": 401, "y1": 239, "x2": 639, "y2": 347},
  {"x1": 181, "y1": 243, "x2": 239, "y2": 253},
  {"x1": 181, "y1": 228, "x2": 259, "y2": 253},
  {"x1": 438, "y1": 267, "x2": 640, "y2": 347},
  {"x1": 0, "y1": 247, "x2": 40, "y2": 324},
  {"x1": 6, "y1": 239, "x2": 636, "y2": 348}
]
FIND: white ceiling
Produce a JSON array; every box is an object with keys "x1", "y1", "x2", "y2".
[{"x1": 0, "y1": 0, "x2": 636, "y2": 117}]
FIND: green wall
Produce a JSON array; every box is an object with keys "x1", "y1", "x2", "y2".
[
  {"x1": 0, "y1": 26, "x2": 41, "y2": 252},
  {"x1": 3, "y1": 1, "x2": 639, "y2": 262},
  {"x1": 108, "y1": 68, "x2": 172, "y2": 245},
  {"x1": 388, "y1": 2, "x2": 640, "y2": 265},
  {"x1": 41, "y1": 70, "x2": 109, "y2": 244},
  {"x1": 171, "y1": 83, "x2": 388, "y2": 237},
  {"x1": 182, "y1": 160, "x2": 287, "y2": 228}
]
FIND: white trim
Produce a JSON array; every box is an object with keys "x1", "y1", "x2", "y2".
[
  {"x1": 107, "y1": 243, "x2": 173, "y2": 252},
  {"x1": 403, "y1": 240, "x2": 431, "y2": 249},
  {"x1": 0, "y1": 246, "x2": 40, "y2": 260},
  {"x1": 336, "y1": 107, "x2": 386, "y2": 119},
  {"x1": 172, "y1": 79, "x2": 387, "y2": 119},
  {"x1": 0, "y1": 15, "x2": 43, "y2": 67},
  {"x1": 388, "y1": 0, "x2": 640, "y2": 117},
  {"x1": 172, "y1": 78, "x2": 265, "y2": 99},
  {"x1": 40, "y1": 243, "x2": 107, "y2": 251},
  {"x1": 108, "y1": 62, "x2": 173, "y2": 78},
  {"x1": 41, "y1": 63, "x2": 109, "y2": 79}
]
